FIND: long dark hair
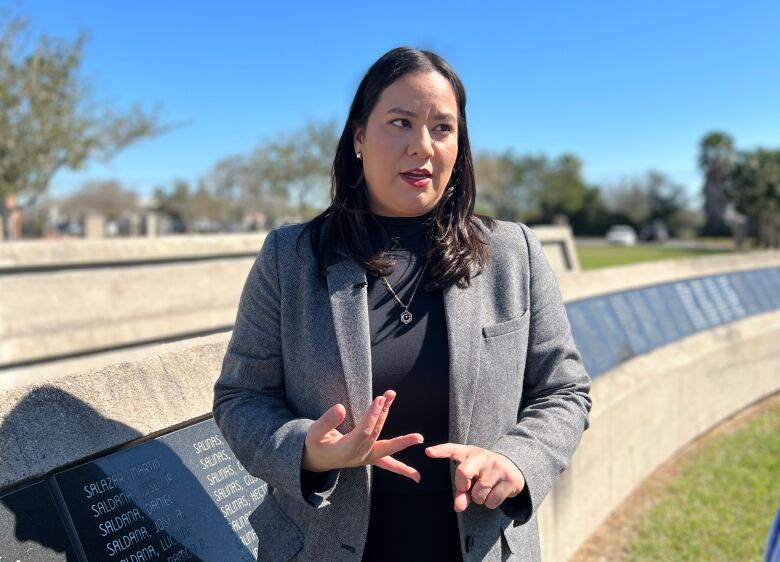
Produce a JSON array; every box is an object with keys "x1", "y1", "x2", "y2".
[{"x1": 298, "y1": 46, "x2": 496, "y2": 290}]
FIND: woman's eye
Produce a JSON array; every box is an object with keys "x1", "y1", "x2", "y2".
[{"x1": 390, "y1": 119, "x2": 454, "y2": 134}]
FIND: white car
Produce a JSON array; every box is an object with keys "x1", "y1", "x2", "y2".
[{"x1": 605, "y1": 224, "x2": 637, "y2": 246}]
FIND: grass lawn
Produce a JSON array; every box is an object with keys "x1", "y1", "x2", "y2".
[
  {"x1": 577, "y1": 245, "x2": 741, "y2": 270},
  {"x1": 624, "y1": 396, "x2": 780, "y2": 561}
]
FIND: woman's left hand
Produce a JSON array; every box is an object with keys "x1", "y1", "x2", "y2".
[{"x1": 425, "y1": 444, "x2": 525, "y2": 512}]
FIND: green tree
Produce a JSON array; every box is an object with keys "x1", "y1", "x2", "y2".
[
  {"x1": 475, "y1": 150, "x2": 602, "y2": 231},
  {"x1": 698, "y1": 131, "x2": 735, "y2": 236},
  {"x1": 604, "y1": 176, "x2": 651, "y2": 226},
  {"x1": 202, "y1": 119, "x2": 339, "y2": 227},
  {"x1": 59, "y1": 179, "x2": 140, "y2": 221},
  {"x1": 0, "y1": 14, "x2": 169, "y2": 239},
  {"x1": 604, "y1": 171, "x2": 695, "y2": 236},
  {"x1": 250, "y1": 119, "x2": 337, "y2": 218},
  {"x1": 474, "y1": 150, "x2": 527, "y2": 220},
  {"x1": 535, "y1": 153, "x2": 588, "y2": 222},
  {"x1": 153, "y1": 179, "x2": 235, "y2": 232},
  {"x1": 153, "y1": 179, "x2": 192, "y2": 230},
  {"x1": 567, "y1": 185, "x2": 613, "y2": 236},
  {"x1": 645, "y1": 170, "x2": 698, "y2": 237},
  {"x1": 728, "y1": 149, "x2": 780, "y2": 247}
]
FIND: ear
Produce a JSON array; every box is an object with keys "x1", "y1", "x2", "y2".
[{"x1": 352, "y1": 123, "x2": 365, "y2": 154}]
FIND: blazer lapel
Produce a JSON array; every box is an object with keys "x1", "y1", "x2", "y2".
[
  {"x1": 326, "y1": 255, "x2": 373, "y2": 432},
  {"x1": 443, "y1": 273, "x2": 483, "y2": 445},
  {"x1": 326, "y1": 254, "x2": 483, "y2": 445}
]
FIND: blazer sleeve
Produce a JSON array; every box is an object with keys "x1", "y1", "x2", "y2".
[
  {"x1": 213, "y1": 228, "x2": 341, "y2": 510},
  {"x1": 491, "y1": 222, "x2": 592, "y2": 526}
]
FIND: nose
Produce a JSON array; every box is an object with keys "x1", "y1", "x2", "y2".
[{"x1": 407, "y1": 125, "x2": 435, "y2": 159}]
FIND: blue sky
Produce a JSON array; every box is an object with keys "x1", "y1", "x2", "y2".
[{"x1": 13, "y1": 0, "x2": 780, "y2": 209}]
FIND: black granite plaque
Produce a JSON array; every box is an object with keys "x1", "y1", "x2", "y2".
[
  {"x1": 566, "y1": 268, "x2": 779, "y2": 378},
  {"x1": 747, "y1": 269, "x2": 776, "y2": 312},
  {"x1": 701, "y1": 276, "x2": 735, "y2": 324},
  {"x1": 689, "y1": 278, "x2": 721, "y2": 327},
  {"x1": 768, "y1": 268, "x2": 780, "y2": 307},
  {"x1": 715, "y1": 274, "x2": 747, "y2": 320},
  {"x1": 728, "y1": 271, "x2": 763, "y2": 315},
  {"x1": 657, "y1": 284, "x2": 696, "y2": 338},
  {"x1": 673, "y1": 281, "x2": 709, "y2": 331},
  {"x1": 624, "y1": 290, "x2": 668, "y2": 349},
  {"x1": 0, "y1": 480, "x2": 79, "y2": 561},
  {"x1": 760, "y1": 267, "x2": 780, "y2": 309},
  {"x1": 607, "y1": 292, "x2": 654, "y2": 356},
  {"x1": 565, "y1": 303, "x2": 603, "y2": 378},
  {"x1": 769, "y1": 267, "x2": 780, "y2": 302},
  {"x1": 53, "y1": 419, "x2": 265, "y2": 562},
  {"x1": 566, "y1": 297, "x2": 632, "y2": 377},
  {"x1": 640, "y1": 286, "x2": 683, "y2": 343}
]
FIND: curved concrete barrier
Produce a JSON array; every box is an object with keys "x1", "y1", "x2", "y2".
[
  {"x1": 0, "y1": 232, "x2": 266, "y2": 268},
  {"x1": 0, "y1": 228, "x2": 578, "y2": 379},
  {"x1": 537, "y1": 250, "x2": 780, "y2": 560},
  {"x1": 539, "y1": 308, "x2": 780, "y2": 561},
  {"x1": 0, "y1": 234, "x2": 265, "y2": 372},
  {"x1": 0, "y1": 250, "x2": 778, "y2": 561}
]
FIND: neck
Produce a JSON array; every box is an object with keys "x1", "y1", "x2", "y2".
[{"x1": 369, "y1": 209, "x2": 435, "y2": 253}]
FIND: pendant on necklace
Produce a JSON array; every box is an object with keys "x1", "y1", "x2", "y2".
[{"x1": 400, "y1": 310, "x2": 413, "y2": 324}]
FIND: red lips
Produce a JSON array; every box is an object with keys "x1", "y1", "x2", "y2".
[{"x1": 401, "y1": 167, "x2": 432, "y2": 176}]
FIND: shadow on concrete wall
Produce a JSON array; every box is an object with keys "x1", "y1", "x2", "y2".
[{"x1": 0, "y1": 386, "x2": 256, "y2": 561}]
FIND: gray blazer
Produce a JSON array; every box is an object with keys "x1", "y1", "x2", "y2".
[{"x1": 213, "y1": 218, "x2": 592, "y2": 562}]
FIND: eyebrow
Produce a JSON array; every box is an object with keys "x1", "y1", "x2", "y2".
[{"x1": 386, "y1": 106, "x2": 456, "y2": 123}]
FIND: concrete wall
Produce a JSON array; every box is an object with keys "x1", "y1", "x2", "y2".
[
  {"x1": 0, "y1": 227, "x2": 577, "y2": 271},
  {"x1": 0, "y1": 234, "x2": 264, "y2": 373},
  {"x1": 0, "y1": 333, "x2": 228, "y2": 490},
  {"x1": 532, "y1": 224, "x2": 581, "y2": 274},
  {"x1": 0, "y1": 232, "x2": 266, "y2": 268},
  {"x1": 2, "y1": 309, "x2": 777, "y2": 544},
  {"x1": 538, "y1": 308, "x2": 780, "y2": 561},
  {"x1": 0, "y1": 226, "x2": 578, "y2": 378},
  {"x1": 558, "y1": 249, "x2": 780, "y2": 301},
  {"x1": 0, "y1": 258, "x2": 249, "y2": 367},
  {"x1": 1, "y1": 252, "x2": 779, "y2": 560}
]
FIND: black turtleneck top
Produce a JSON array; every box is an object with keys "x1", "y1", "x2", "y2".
[
  {"x1": 361, "y1": 209, "x2": 462, "y2": 561},
  {"x1": 301, "y1": 210, "x2": 528, "y2": 559},
  {"x1": 365, "y1": 209, "x2": 451, "y2": 495},
  {"x1": 300, "y1": 209, "x2": 462, "y2": 560}
]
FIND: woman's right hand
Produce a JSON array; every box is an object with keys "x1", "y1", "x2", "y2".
[{"x1": 302, "y1": 390, "x2": 424, "y2": 483}]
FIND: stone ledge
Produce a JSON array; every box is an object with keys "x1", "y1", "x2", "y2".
[
  {"x1": 0, "y1": 232, "x2": 268, "y2": 268},
  {"x1": 538, "y1": 308, "x2": 780, "y2": 562},
  {"x1": 0, "y1": 332, "x2": 230, "y2": 490},
  {"x1": 0, "y1": 259, "x2": 251, "y2": 366},
  {"x1": 531, "y1": 224, "x2": 581, "y2": 274},
  {"x1": 558, "y1": 249, "x2": 780, "y2": 301}
]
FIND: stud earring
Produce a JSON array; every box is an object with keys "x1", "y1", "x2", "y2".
[{"x1": 356, "y1": 151, "x2": 362, "y2": 160}]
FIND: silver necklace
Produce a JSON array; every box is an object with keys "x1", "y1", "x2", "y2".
[{"x1": 381, "y1": 255, "x2": 428, "y2": 325}]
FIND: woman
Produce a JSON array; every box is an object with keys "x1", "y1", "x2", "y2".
[{"x1": 213, "y1": 47, "x2": 591, "y2": 562}]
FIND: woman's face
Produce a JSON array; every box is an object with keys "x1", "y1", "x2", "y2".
[{"x1": 354, "y1": 71, "x2": 459, "y2": 217}]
